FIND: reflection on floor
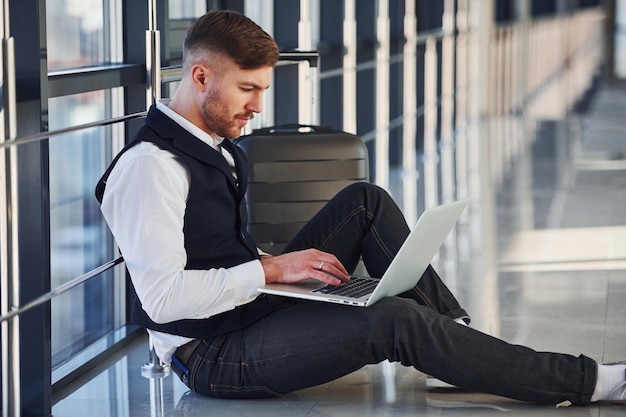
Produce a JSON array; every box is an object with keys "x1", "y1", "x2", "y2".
[{"x1": 52, "y1": 83, "x2": 626, "y2": 416}]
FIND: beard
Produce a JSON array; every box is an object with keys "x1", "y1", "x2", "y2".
[{"x1": 201, "y1": 86, "x2": 254, "y2": 139}]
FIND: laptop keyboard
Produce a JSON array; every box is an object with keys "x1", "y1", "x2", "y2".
[{"x1": 313, "y1": 276, "x2": 378, "y2": 299}]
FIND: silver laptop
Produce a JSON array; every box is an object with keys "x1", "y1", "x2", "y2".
[{"x1": 258, "y1": 199, "x2": 468, "y2": 307}]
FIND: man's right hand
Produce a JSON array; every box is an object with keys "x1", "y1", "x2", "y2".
[{"x1": 260, "y1": 249, "x2": 349, "y2": 286}]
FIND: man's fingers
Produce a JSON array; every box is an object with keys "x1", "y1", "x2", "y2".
[
  {"x1": 314, "y1": 259, "x2": 349, "y2": 284},
  {"x1": 312, "y1": 269, "x2": 344, "y2": 285}
]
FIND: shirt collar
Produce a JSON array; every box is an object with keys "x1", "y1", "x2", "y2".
[{"x1": 156, "y1": 100, "x2": 225, "y2": 150}]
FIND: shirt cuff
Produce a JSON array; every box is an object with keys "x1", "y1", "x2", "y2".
[{"x1": 228, "y1": 260, "x2": 266, "y2": 306}]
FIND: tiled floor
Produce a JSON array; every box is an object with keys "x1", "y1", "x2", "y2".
[{"x1": 52, "y1": 82, "x2": 626, "y2": 416}]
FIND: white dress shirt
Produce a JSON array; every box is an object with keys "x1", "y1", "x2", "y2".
[{"x1": 100, "y1": 101, "x2": 266, "y2": 364}]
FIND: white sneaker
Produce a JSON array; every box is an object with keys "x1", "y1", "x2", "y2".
[
  {"x1": 426, "y1": 376, "x2": 460, "y2": 389},
  {"x1": 601, "y1": 361, "x2": 626, "y2": 404}
]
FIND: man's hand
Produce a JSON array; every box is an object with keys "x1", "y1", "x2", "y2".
[{"x1": 260, "y1": 249, "x2": 349, "y2": 286}]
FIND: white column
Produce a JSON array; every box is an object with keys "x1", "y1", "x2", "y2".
[
  {"x1": 440, "y1": 0, "x2": 456, "y2": 205},
  {"x1": 401, "y1": 0, "x2": 418, "y2": 225},
  {"x1": 466, "y1": 0, "x2": 501, "y2": 337},
  {"x1": 298, "y1": 0, "x2": 320, "y2": 125},
  {"x1": 343, "y1": 0, "x2": 357, "y2": 134},
  {"x1": 245, "y1": 0, "x2": 275, "y2": 130},
  {"x1": 375, "y1": 0, "x2": 390, "y2": 189},
  {"x1": 455, "y1": 0, "x2": 470, "y2": 210},
  {"x1": 616, "y1": 0, "x2": 626, "y2": 77},
  {"x1": 423, "y1": 36, "x2": 438, "y2": 209}
]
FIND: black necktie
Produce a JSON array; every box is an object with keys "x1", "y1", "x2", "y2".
[{"x1": 219, "y1": 140, "x2": 239, "y2": 179}]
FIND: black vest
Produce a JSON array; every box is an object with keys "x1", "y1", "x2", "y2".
[{"x1": 96, "y1": 106, "x2": 286, "y2": 338}]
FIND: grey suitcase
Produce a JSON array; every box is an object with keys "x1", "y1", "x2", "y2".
[{"x1": 235, "y1": 124, "x2": 369, "y2": 254}]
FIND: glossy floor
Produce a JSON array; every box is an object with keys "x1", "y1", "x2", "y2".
[{"x1": 52, "y1": 83, "x2": 626, "y2": 416}]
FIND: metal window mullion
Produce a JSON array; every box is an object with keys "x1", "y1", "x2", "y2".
[
  {"x1": 1, "y1": 0, "x2": 20, "y2": 414},
  {"x1": 110, "y1": 88, "x2": 126, "y2": 329},
  {"x1": 105, "y1": 0, "x2": 125, "y2": 330},
  {"x1": 0, "y1": 147, "x2": 19, "y2": 417},
  {"x1": 146, "y1": 0, "x2": 161, "y2": 107},
  {"x1": 141, "y1": 0, "x2": 170, "y2": 385}
]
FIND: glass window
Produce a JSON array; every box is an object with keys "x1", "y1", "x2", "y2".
[
  {"x1": 48, "y1": 90, "x2": 124, "y2": 368},
  {"x1": 46, "y1": 0, "x2": 106, "y2": 70},
  {"x1": 46, "y1": 0, "x2": 125, "y2": 373},
  {"x1": 169, "y1": 0, "x2": 207, "y2": 19}
]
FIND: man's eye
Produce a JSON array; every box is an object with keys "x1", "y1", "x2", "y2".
[{"x1": 241, "y1": 87, "x2": 254, "y2": 93}]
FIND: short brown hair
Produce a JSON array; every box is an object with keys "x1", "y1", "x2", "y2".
[{"x1": 183, "y1": 10, "x2": 279, "y2": 72}]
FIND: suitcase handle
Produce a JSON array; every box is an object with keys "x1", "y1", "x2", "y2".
[{"x1": 251, "y1": 124, "x2": 334, "y2": 135}]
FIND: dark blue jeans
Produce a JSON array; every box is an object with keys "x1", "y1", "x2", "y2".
[{"x1": 185, "y1": 183, "x2": 597, "y2": 405}]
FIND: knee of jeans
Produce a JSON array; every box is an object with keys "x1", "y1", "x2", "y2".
[
  {"x1": 368, "y1": 297, "x2": 422, "y2": 327},
  {"x1": 371, "y1": 297, "x2": 443, "y2": 330},
  {"x1": 341, "y1": 182, "x2": 390, "y2": 206},
  {"x1": 347, "y1": 181, "x2": 385, "y2": 195}
]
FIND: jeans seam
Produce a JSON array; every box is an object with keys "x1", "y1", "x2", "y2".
[
  {"x1": 319, "y1": 206, "x2": 367, "y2": 250},
  {"x1": 369, "y1": 222, "x2": 395, "y2": 261},
  {"x1": 412, "y1": 287, "x2": 438, "y2": 311},
  {"x1": 320, "y1": 205, "x2": 397, "y2": 266},
  {"x1": 187, "y1": 351, "x2": 203, "y2": 391}
]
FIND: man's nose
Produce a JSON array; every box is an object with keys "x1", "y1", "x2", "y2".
[{"x1": 246, "y1": 92, "x2": 264, "y2": 113}]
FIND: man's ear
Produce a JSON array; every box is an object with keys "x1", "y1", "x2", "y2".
[{"x1": 190, "y1": 64, "x2": 209, "y2": 90}]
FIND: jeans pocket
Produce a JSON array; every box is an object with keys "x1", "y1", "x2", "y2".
[{"x1": 187, "y1": 337, "x2": 283, "y2": 399}]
